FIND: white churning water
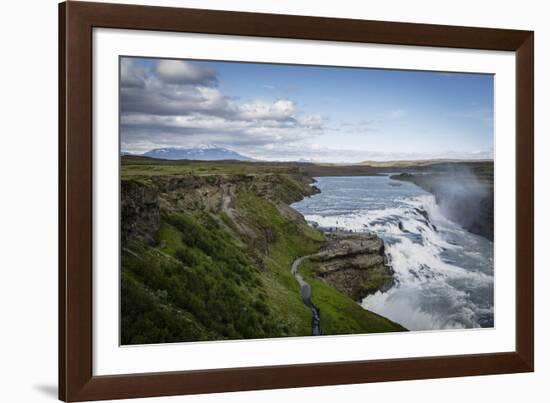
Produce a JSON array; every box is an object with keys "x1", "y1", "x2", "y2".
[{"x1": 291, "y1": 175, "x2": 494, "y2": 331}]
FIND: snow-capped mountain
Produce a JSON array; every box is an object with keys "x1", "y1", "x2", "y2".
[{"x1": 142, "y1": 147, "x2": 255, "y2": 161}]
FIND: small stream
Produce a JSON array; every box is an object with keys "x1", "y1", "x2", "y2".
[{"x1": 291, "y1": 256, "x2": 321, "y2": 336}]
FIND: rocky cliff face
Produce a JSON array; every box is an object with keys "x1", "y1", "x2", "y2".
[
  {"x1": 121, "y1": 173, "x2": 393, "y2": 303},
  {"x1": 310, "y1": 232, "x2": 394, "y2": 301},
  {"x1": 121, "y1": 180, "x2": 160, "y2": 245},
  {"x1": 120, "y1": 166, "x2": 406, "y2": 344},
  {"x1": 149, "y1": 173, "x2": 319, "y2": 213},
  {"x1": 121, "y1": 172, "x2": 319, "y2": 246}
]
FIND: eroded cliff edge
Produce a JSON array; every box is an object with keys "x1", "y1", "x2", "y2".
[{"x1": 120, "y1": 163, "x2": 405, "y2": 344}]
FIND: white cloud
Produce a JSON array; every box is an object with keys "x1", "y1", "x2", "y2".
[
  {"x1": 120, "y1": 58, "x2": 492, "y2": 162},
  {"x1": 156, "y1": 59, "x2": 217, "y2": 85},
  {"x1": 238, "y1": 100, "x2": 295, "y2": 121},
  {"x1": 120, "y1": 58, "x2": 146, "y2": 88},
  {"x1": 121, "y1": 57, "x2": 325, "y2": 155}
]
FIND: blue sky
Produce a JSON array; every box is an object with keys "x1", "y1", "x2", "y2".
[{"x1": 120, "y1": 57, "x2": 494, "y2": 162}]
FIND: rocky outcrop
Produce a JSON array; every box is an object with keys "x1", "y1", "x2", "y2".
[
  {"x1": 143, "y1": 173, "x2": 319, "y2": 213},
  {"x1": 120, "y1": 173, "x2": 393, "y2": 304},
  {"x1": 310, "y1": 232, "x2": 394, "y2": 301},
  {"x1": 121, "y1": 180, "x2": 160, "y2": 244},
  {"x1": 120, "y1": 172, "x2": 319, "y2": 246}
]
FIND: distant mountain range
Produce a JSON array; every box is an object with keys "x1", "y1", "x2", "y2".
[{"x1": 140, "y1": 147, "x2": 255, "y2": 161}]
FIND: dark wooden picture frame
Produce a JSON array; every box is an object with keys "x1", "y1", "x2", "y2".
[{"x1": 59, "y1": 1, "x2": 534, "y2": 401}]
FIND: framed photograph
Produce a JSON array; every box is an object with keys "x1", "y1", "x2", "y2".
[{"x1": 59, "y1": 1, "x2": 534, "y2": 401}]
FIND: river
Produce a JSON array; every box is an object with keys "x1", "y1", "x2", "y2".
[{"x1": 291, "y1": 175, "x2": 494, "y2": 331}]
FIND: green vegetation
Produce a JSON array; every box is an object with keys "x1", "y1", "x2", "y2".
[
  {"x1": 236, "y1": 190, "x2": 325, "y2": 336},
  {"x1": 121, "y1": 176, "x2": 326, "y2": 344},
  {"x1": 122, "y1": 210, "x2": 290, "y2": 344},
  {"x1": 121, "y1": 158, "x2": 407, "y2": 344},
  {"x1": 121, "y1": 155, "x2": 301, "y2": 179},
  {"x1": 299, "y1": 260, "x2": 406, "y2": 334}
]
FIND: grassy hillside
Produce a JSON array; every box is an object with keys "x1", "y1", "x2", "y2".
[
  {"x1": 120, "y1": 158, "x2": 406, "y2": 344},
  {"x1": 299, "y1": 260, "x2": 406, "y2": 334}
]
